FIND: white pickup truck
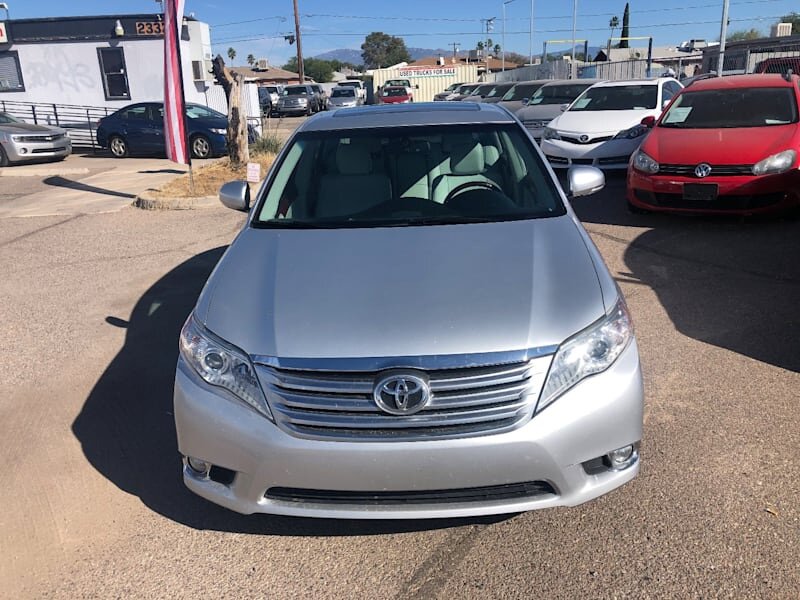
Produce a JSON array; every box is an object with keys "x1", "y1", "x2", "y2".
[{"x1": 336, "y1": 80, "x2": 366, "y2": 101}]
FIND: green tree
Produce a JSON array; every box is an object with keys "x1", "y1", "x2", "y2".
[
  {"x1": 493, "y1": 43, "x2": 501, "y2": 56},
  {"x1": 778, "y1": 12, "x2": 800, "y2": 34},
  {"x1": 246, "y1": 54, "x2": 255, "y2": 66},
  {"x1": 282, "y1": 57, "x2": 334, "y2": 83},
  {"x1": 727, "y1": 28, "x2": 763, "y2": 42},
  {"x1": 619, "y1": 3, "x2": 630, "y2": 48},
  {"x1": 361, "y1": 32, "x2": 411, "y2": 69},
  {"x1": 609, "y1": 16, "x2": 619, "y2": 46},
  {"x1": 227, "y1": 47, "x2": 237, "y2": 63}
]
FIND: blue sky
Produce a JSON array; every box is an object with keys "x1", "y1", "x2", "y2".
[{"x1": 10, "y1": 1, "x2": 798, "y2": 66}]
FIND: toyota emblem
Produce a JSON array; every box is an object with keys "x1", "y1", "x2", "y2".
[
  {"x1": 373, "y1": 373, "x2": 430, "y2": 415},
  {"x1": 694, "y1": 163, "x2": 712, "y2": 178},
  {"x1": 579, "y1": 134, "x2": 590, "y2": 143}
]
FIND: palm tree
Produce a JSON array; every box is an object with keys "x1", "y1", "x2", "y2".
[
  {"x1": 227, "y1": 47, "x2": 237, "y2": 63},
  {"x1": 246, "y1": 54, "x2": 255, "y2": 66},
  {"x1": 609, "y1": 16, "x2": 620, "y2": 48},
  {"x1": 493, "y1": 43, "x2": 501, "y2": 56}
]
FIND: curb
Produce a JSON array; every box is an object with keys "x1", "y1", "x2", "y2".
[
  {"x1": 0, "y1": 167, "x2": 90, "y2": 177},
  {"x1": 132, "y1": 193, "x2": 218, "y2": 211}
]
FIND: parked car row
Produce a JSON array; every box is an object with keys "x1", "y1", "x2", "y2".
[{"x1": 434, "y1": 80, "x2": 551, "y2": 113}]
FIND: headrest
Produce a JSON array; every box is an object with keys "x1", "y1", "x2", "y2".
[
  {"x1": 336, "y1": 144, "x2": 371, "y2": 175},
  {"x1": 483, "y1": 146, "x2": 500, "y2": 167},
  {"x1": 450, "y1": 142, "x2": 485, "y2": 175}
]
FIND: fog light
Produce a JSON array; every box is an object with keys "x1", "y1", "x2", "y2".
[
  {"x1": 607, "y1": 444, "x2": 638, "y2": 470},
  {"x1": 187, "y1": 456, "x2": 211, "y2": 476},
  {"x1": 20, "y1": 148, "x2": 28, "y2": 154}
]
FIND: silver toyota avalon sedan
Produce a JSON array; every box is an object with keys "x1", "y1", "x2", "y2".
[{"x1": 174, "y1": 102, "x2": 643, "y2": 519}]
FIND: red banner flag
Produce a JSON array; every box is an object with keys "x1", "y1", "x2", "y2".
[{"x1": 163, "y1": 0, "x2": 189, "y2": 165}]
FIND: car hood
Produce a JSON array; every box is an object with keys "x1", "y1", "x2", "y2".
[
  {"x1": 550, "y1": 109, "x2": 659, "y2": 135},
  {"x1": 642, "y1": 125, "x2": 799, "y2": 165},
  {"x1": 498, "y1": 100, "x2": 526, "y2": 113},
  {"x1": 198, "y1": 217, "x2": 607, "y2": 359},
  {"x1": 0, "y1": 123, "x2": 66, "y2": 134},
  {"x1": 517, "y1": 104, "x2": 565, "y2": 121}
]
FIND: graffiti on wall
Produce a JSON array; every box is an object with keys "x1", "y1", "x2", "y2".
[{"x1": 25, "y1": 47, "x2": 98, "y2": 94}]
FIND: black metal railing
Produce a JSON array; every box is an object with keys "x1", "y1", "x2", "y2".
[{"x1": 0, "y1": 100, "x2": 115, "y2": 151}]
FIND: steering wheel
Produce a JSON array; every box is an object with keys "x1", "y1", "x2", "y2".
[{"x1": 443, "y1": 180, "x2": 504, "y2": 205}]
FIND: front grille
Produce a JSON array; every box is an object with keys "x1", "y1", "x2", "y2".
[
  {"x1": 634, "y1": 188, "x2": 785, "y2": 210},
  {"x1": 14, "y1": 133, "x2": 66, "y2": 143},
  {"x1": 546, "y1": 155, "x2": 569, "y2": 164},
  {"x1": 523, "y1": 120, "x2": 550, "y2": 129},
  {"x1": 658, "y1": 164, "x2": 754, "y2": 177},
  {"x1": 561, "y1": 135, "x2": 613, "y2": 145},
  {"x1": 256, "y1": 357, "x2": 551, "y2": 441},
  {"x1": 598, "y1": 155, "x2": 631, "y2": 165},
  {"x1": 265, "y1": 481, "x2": 556, "y2": 505}
]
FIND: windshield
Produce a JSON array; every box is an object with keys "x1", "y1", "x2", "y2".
[
  {"x1": 528, "y1": 84, "x2": 592, "y2": 106},
  {"x1": 338, "y1": 81, "x2": 361, "y2": 88},
  {"x1": 284, "y1": 87, "x2": 308, "y2": 96},
  {"x1": 331, "y1": 88, "x2": 356, "y2": 98},
  {"x1": 660, "y1": 87, "x2": 798, "y2": 128},
  {"x1": 472, "y1": 84, "x2": 495, "y2": 96},
  {"x1": 445, "y1": 83, "x2": 463, "y2": 92},
  {"x1": 383, "y1": 87, "x2": 408, "y2": 97},
  {"x1": 486, "y1": 84, "x2": 513, "y2": 98},
  {"x1": 0, "y1": 112, "x2": 21, "y2": 124},
  {"x1": 253, "y1": 124, "x2": 565, "y2": 228},
  {"x1": 569, "y1": 85, "x2": 657, "y2": 111},
  {"x1": 386, "y1": 80, "x2": 410, "y2": 87},
  {"x1": 502, "y1": 83, "x2": 544, "y2": 102},
  {"x1": 458, "y1": 84, "x2": 479, "y2": 95}
]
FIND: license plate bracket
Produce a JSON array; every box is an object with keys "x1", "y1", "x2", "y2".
[{"x1": 683, "y1": 183, "x2": 718, "y2": 202}]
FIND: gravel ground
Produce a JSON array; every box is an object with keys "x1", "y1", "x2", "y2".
[{"x1": 1, "y1": 174, "x2": 798, "y2": 599}]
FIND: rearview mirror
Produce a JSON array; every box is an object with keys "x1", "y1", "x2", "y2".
[
  {"x1": 219, "y1": 181, "x2": 251, "y2": 212},
  {"x1": 640, "y1": 115, "x2": 656, "y2": 128},
  {"x1": 568, "y1": 166, "x2": 605, "y2": 198}
]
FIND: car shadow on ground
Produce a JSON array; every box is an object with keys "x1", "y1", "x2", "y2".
[
  {"x1": 72, "y1": 247, "x2": 509, "y2": 534},
  {"x1": 570, "y1": 172, "x2": 800, "y2": 373},
  {"x1": 43, "y1": 176, "x2": 136, "y2": 199}
]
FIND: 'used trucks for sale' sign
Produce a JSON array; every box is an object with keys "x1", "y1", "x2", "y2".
[
  {"x1": 397, "y1": 66, "x2": 458, "y2": 78},
  {"x1": 0, "y1": 22, "x2": 8, "y2": 44}
]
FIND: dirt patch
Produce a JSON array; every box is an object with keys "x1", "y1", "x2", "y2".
[{"x1": 147, "y1": 153, "x2": 275, "y2": 199}]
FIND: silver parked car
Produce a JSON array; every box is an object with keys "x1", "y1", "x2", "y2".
[
  {"x1": 175, "y1": 103, "x2": 643, "y2": 519},
  {"x1": 516, "y1": 80, "x2": 601, "y2": 141},
  {"x1": 498, "y1": 80, "x2": 550, "y2": 114},
  {"x1": 328, "y1": 86, "x2": 362, "y2": 108},
  {"x1": 0, "y1": 112, "x2": 72, "y2": 166},
  {"x1": 433, "y1": 82, "x2": 466, "y2": 101}
]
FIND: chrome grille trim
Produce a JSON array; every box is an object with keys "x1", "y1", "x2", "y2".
[
  {"x1": 255, "y1": 354, "x2": 553, "y2": 442},
  {"x1": 658, "y1": 163, "x2": 753, "y2": 176}
]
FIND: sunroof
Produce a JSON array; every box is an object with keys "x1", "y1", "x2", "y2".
[{"x1": 333, "y1": 103, "x2": 481, "y2": 118}]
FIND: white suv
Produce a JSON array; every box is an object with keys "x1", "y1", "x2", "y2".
[
  {"x1": 540, "y1": 78, "x2": 683, "y2": 169},
  {"x1": 336, "y1": 80, "x2": 366, "y2": 101}
]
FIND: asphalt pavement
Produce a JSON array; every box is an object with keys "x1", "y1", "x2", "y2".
[{"x1": 0, "y1": 168, "x2": 798, "y2": 598}]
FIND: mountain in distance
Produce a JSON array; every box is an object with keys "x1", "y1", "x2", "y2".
[{"x1": 314, "y1": 47, "x2": 452, "y2": 64}]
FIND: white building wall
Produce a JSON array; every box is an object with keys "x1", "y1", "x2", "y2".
[{"x1": 5, "y1": 38, "x2": 207, "y2": 108}]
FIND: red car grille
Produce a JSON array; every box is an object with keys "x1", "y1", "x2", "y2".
[{"x1": 658, "y1": 164, "x2": 754, "y2": 177}]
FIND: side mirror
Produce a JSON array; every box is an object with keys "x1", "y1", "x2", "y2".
[
  {"x1": 662, "y1": 98, "x2": 671, "y2": 108},
  {"x1": 559, "y1": 103, "x2": 569, "y2": 112},
  {"x1": 568, "y1": 166, "x2": 605, "y2": 198},
  {"x1": 641, "y1": 115, "x2": 656, "y2": 128},
  {"x1": 219, "y1": 181, "x2": 251, "y2": 212},
  {"x1": 521, "y1": 98, "x2": 529, "y2": 104}
]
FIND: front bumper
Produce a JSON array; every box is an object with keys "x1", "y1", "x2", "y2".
[
  {"x1": 627, "y1": 169, "x2": 800, "y2": 214},
  {"x1": 2, "y1": 137, "x2": 72, "y2": 162},
  {"x1": 275, "y1": 104, "x2": 309, "y2": 115},
  {"x1": 174, "y1": 341, "x2": 643, "y2": 519},
  {"x1": 540, "y1": 136, "x2": 641, "y2": 169}
]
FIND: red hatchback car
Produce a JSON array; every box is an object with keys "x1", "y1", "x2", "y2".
[
  {"x1": 378, "y1": 86, "x2": 412, "y2": 104},
  {"x1": 627, "y1": 74, "x2": 800, "y2": 215}
]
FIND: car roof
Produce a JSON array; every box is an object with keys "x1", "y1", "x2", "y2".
[
  {"x1": 539, "y1": 79, "x2": 604, "y2": 87},
  {"x1": 686, "y1": 73, "x2": 798, "y2": 90},
  {"x1": 591, "y1": 78, "x2": 670, "y2": 88},
  {"x1": 297, "y1": 102, "x2": 516, "y2": 132}
]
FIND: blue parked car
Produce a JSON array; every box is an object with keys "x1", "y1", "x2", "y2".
[{"x1": 96, "y1": 102, "x2": 252, "y2": 159}]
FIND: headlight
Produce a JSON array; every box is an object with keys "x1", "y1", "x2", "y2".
[
  {"x1": 537, "y1": 298, "x2": 633, "y2": 413},
  {"x1": 632, "y1": 149, "x2": 660, "y2": 174},
  {"x1": 210, "y1": 128, "x2": 227, "y2": 135},
  {"x1": 752, "y1": 149, "x2": 796, "y2": 175},
  {"x1": 542, "y1": 127, "x2": 561, "y2": 141},
  {"x1": 179, "y1": 314, "x2": 272, "y2": 419},
  {"x1": 614, "y1": 124, "x2": 649, "y2": 140}
]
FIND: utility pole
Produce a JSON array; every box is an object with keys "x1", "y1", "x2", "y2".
[
  {"x1": 292, "y1": 0, "x2": 304, "y2": 82},
  {"x1": 529, "y1": 0, "x2": 535, "y2": 66},
  {"x1": 450, "y1": 42, "x2": 460, "y2": 62},
  {"x1": 571, "y1": 0, "x2": 578, "y2": 79},
  {"x1": 716, "y1": 0, "x2": 730, "y2": 76},
  {"x1": 503, "y1": 0, "x2": 516, "y2": 73}
]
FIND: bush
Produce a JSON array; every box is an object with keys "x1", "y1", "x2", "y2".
[{"x1": 250, "y1": 133, "x2": 283, "y2": 155}]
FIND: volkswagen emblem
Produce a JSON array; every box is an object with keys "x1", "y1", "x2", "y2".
[
  {"x1": 373, "y1": 373, "x2": 430, "y2": 415},
  {"x1": 579, "y1": 134, "x2": 590, "y2": 143},
  {"x1": 694, "y1": 163, "x2": 712, "y2": 178}
]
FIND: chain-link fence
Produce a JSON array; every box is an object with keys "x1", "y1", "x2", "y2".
[{"x1": 702, "y1": 39, "x2": 800, "y2": 75}]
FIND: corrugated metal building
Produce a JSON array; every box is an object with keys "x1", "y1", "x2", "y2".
[{"x1": 370, "y1": 64, "x2": 479, "y2": 102}]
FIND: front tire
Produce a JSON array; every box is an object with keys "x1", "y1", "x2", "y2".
[
  {"x1": 109, "y1": 135, "x2": 129, "y2": 158},
  {"x1": 627, "y1": 200, "x2": 650, "y2": 215},
  {"x1": 190, "y1": 135, "x2": 212, "y2": 159},
  {"x1": 0, "y1": 145, "x2": 9, "y2": 167}
]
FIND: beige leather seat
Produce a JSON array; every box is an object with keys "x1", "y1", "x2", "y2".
[{"x1": 316, "y1": 144, "x2": 392, "y2": 218}]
